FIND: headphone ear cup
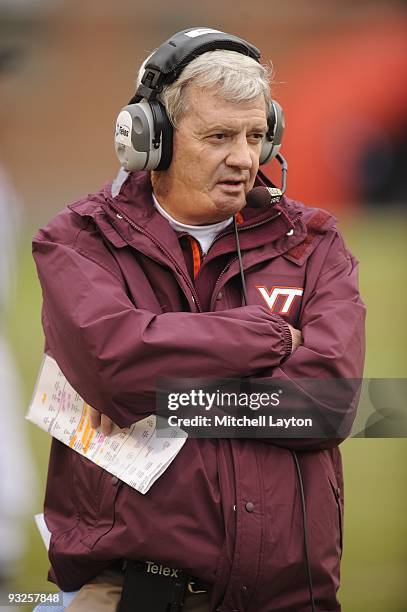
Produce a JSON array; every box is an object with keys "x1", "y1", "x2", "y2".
[
  {"x1": 259, "y1": 99, "x2": 285, "y2": 165},
  {"x1": 114, "y1": 101, "x2": 159, "y2": 171},
  {"x1": 114, "y1": 100, "x2": 173, "y2": 172}
]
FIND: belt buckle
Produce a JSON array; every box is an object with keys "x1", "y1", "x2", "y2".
[{"x1": 187, "y1": 580, "x2": 207, "y2": 594}]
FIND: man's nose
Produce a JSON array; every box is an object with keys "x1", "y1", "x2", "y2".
[{"x1": 226, "y1": 136, "x2": 253, "y2": 170}]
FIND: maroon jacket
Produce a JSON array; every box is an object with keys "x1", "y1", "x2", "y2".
[{"x1": 32, "y1": 170, "x2": 366, "y2": 612}]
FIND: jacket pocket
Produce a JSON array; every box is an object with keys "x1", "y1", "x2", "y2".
[
  {"x1": 70, "y1": 451, "x2": 121, "y2": 549},
  {"x1": 328, "y1": 475, "x2": 343, "y2": 559}
]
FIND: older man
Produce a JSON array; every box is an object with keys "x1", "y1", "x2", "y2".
[{"x1": 32, "y1": 28, "x2": 365, "y2": 612}]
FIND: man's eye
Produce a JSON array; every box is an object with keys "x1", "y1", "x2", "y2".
[
  {"x1": 209, "y1": 133, "x2": 226, "y2": 140},
  {"x1": 250, "y1": 133, "x2": 265, "y2": 141}
]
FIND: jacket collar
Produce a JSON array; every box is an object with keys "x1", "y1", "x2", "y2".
[
  {"x1": 105, "y1": 168, "x2": 294, "y2": 227},
  {"x1": 104, "y1": 169, "x2": 301, "y2": 245},
  {"x1": 69, "y1": 169, "x2": 336, "y2": 267}
]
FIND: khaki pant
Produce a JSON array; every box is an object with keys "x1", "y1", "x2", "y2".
[{"x1": 66, "y1": 568, "x2": 210, "y2": 612}]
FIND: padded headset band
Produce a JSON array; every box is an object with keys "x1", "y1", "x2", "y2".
[{"x1": 129, "y1": 28, "x2": 261, "y2": 104}]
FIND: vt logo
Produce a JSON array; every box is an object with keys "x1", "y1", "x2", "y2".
[{"x1": 256, "y1": 286, "x2": 303, "y2": 314}]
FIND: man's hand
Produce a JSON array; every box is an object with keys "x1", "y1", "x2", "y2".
[
  {"x1": 89, "y1": 406, "x2": 116, "y2": 436},
  {"x1": 288, "y1": 324, "x2": 303, "y2": 354}
]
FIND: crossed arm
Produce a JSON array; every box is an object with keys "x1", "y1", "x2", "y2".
[
  {"x1": 88, "y1": 325, "x2": 303, "y2": 435},
  {"x1": 33, "y1": 227, "x2": 365, "y2": 449}
]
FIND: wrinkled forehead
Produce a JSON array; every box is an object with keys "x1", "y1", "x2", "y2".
[{"x1": 180, "y1": 84, "x2": 268, "y2": 126}]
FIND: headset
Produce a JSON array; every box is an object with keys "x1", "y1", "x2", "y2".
[{"x1": 114, "y1": 27, "x2": 285, "y2": 172}]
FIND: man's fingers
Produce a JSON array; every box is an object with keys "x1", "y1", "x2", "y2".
[
  {"x1": 288, "y1": 324, "x2": 303, "y2": 353},
  {"x1": 89, "y1": 406, "x2": 101, "y2": 429},
  {"x1": 89, "y1": 407, "x2": 115, "y2": 435},
  {"x1": 101, "y1": 414, "x2": 114, "y2": 436}
]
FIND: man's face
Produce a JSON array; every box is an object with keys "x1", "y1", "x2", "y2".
[{"x1": 152, "y1": 85, "x2": 268, "y2": 224}]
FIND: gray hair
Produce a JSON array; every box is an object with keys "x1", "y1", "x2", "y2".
[{"x1": 136, "y1": 49, "x2": 273, "y2": 128}]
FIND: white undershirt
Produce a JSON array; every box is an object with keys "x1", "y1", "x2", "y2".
[{"x1": 152, "y1": 193, "x2": 233, "y2": 254}]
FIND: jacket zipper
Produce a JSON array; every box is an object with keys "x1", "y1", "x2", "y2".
[
  {"x1": 107, "y1": 201, "x2": 203, "y2": 312},
  {"x1": 211, "y1": 256, "x2": 239, "y2": 309}
]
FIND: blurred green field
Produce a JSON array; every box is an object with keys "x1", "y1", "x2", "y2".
[{"x1": 5, "y1": 209, "x2": 407, "y2": 611}]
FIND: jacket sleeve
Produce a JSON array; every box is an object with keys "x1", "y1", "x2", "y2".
[
  {"x1": 260, "y1": 230, "x2": 366, "y2": 451},
  {"x1": 32, "y1": 231, "x2": 292, "y2": 428}
]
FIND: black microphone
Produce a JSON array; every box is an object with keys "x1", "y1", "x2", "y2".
[
  {"x1": 246, "y1": 152, "x2": 288, "y2": 208},
  {"x1": 245, "y1": 185, "x2": 295, "y2": 236},
  {"x1": 246, "y1": 186, "x2": 283, "y2": 208}
]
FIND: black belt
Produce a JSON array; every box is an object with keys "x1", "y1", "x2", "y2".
[{"x1": 117, "y1": 559, "x2": 210, "y2": 612}]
